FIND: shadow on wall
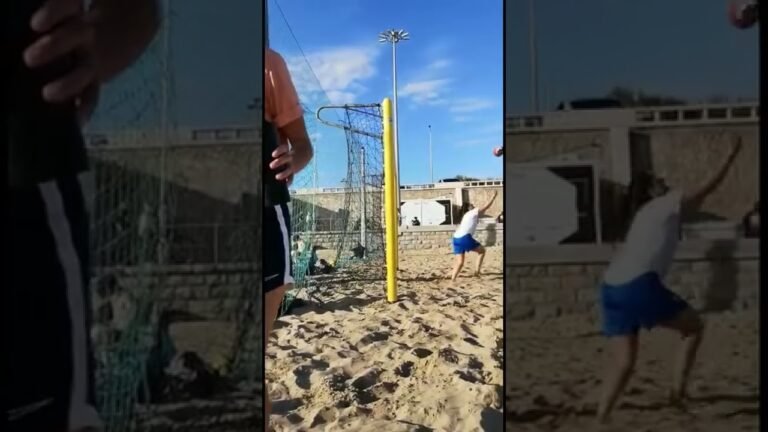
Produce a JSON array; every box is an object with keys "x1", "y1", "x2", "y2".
[
  {"x1": 700, "y1": 240, "x2": 739, "y2": 313},
  {"x1": 485, "y1": 224, "x2": 498, "y2": 246}
]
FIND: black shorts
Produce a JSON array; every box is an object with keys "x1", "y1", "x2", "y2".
[
  {"x1": 264, "y1": 203, "x2": 294, "y2": 292},
  {"x1": 6, "y1": 175, "x2": 101, "y2": 431}
]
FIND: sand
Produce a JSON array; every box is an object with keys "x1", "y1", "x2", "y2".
[
  {"x1": 506, "y1": 309, "x2": 760, "y2": 431},
  {"x1": 266, "y1": 248, "x2": 504, "y2": 431}
]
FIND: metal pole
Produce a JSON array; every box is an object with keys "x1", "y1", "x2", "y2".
[
  {"x1": 158, "y1": 0, "x2": 171, "y2": 265},
  {"x1": 213, "y1": 223, "x2": 219, "y2": 264},
  {"x1": 391, "y1": 41, "x2": 401, "y2": 223},
  {"x1": 528, "y1": 0, "x2": 539, "y2": 112},
  {"x1": 428, "y1": 125, "x2": 433, "y2": 184},
  {"x1": 360, "y1": 146, "x2": 367, "y2": 252}
]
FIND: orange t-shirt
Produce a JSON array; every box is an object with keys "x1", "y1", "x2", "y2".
[{"x1": 264, "y1": 48, "x2": 303, "y2": 128}]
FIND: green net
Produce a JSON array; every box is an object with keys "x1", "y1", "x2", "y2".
[
  {"x1": 84, "y1": 1, "x2": 263, "y2": 430},
  {"x1": 278, "y1": 104, "x2": 386, "y2": 316}
]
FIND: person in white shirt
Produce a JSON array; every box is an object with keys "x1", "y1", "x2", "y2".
[
  {"x1": 450, "y1": 191, "x2": 498, "y2": 281},
  {"x1": 595, "y1": 138, "x2": 742, "y2": 424}
]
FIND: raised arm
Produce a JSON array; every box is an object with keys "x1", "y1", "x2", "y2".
[
  {"x1": 682, "y1": 136, "x2": 742, "y2": 214},
  {"x1": 267, "y1": 50, "x2": 314, "y2": 181},
  {"x1": 478, "y1": 190, "x2": 498, "y2": 215}
]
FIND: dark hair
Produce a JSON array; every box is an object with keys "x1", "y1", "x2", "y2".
[{"x1": 620, "y1": 172, "x2": 656, "y2": 240}]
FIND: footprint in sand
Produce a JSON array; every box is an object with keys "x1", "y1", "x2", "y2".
[
  {"x1": 463, "y1": 336, "x2": 482, "y2": 347},
  {"x1": 455, "y1": 369, "x2": 487, "y2": 384},
  {"x1": 395, "y1": 361, "x2": 414, "y2": 378},
  {"x1": 309, "y1": 358, "x2": 330, "y2": 371},
  {"x1": 461, "y1": 323, "x2": 479, "y2": 338},
  {"x1": 292, "y1": 365, "x2": 313, "y2": 390},
  {"x1": 438, "y1": 348, "x2": 460, "y2": 364},
  {"x1": 357, "y1": 331, "x2": 390, "y2": 347},
  {"x1": 467, "y1": 356, "x2": 484, "y2": 370},
  {"x1": 351, "y1": 368, "x2": 382, "y2": 390},
  {"x1": 412, "y1": 348, "x2": 433, "y2": 359},
  {"x1": 323, "y1": 371, "x2": 351, "y2": 393}
]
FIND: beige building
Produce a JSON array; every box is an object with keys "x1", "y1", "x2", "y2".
[{"x1": 505, "y1": 103, "x2": 759, "y2": 241}]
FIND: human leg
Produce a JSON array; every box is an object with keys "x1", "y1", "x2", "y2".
[
  {"x1": 596, "y1": 334, "x2": 639, "y2": 423},
  {"x1": 7, "y1": 176, "x2": 101, "y2": 432},
  {"x1": 263, "y1": 203, "x2": 294, "y2": 430},
  {"x1": 472, "y1": 244, "x2": 486, "y2": 275},
  {"x1": 450, "y1": 253, "x2": 465, "y2": 281},
  {"x1": 659, "y1": 308, "x2": 704, "y2": 401}
]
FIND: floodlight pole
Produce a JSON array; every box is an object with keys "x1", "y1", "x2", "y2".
[{"x1": 379, "y1": 29, "x2": 409, "y2": 225}]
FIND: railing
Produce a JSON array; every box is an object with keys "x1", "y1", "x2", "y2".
[
  {"x1": 507, "y1": 102, "x2": 759, "y2": 132},
  {"x1": 84, "y1": 125, "x2": 260, "y2": 150}
]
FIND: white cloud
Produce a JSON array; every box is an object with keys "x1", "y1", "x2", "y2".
[
  {"x1": 400, "y1": 78, "x2": 452, "y2": 105},
  {"x1": 449, "y1": 98, "x2": 496, "y2": 113},
  {"x1": 428, "y1": 59, "x2": 452, "y2": 70},
  {"x1": 285, "y1": 46, "x2": 378, "y2": 105}
]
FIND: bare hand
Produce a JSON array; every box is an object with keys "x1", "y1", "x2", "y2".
[
  {"x1": 23, "y1": 0, "x2": 100, "y2": 124},
  {"x1": 269, "y1": 143, "x2": 295, "y2": 186}
]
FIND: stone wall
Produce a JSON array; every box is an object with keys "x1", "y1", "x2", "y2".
[
  {"x1": 300, "y1": 224, "x2": 504, "y2": 252},
  {"x1": 505, "y1": 240, "x2": 760, "y2": 321},
  {"x1": 96, "y1": 264, "x2": 259, "y2": 322}
]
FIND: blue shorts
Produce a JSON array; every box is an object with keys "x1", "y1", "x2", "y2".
[
  {"x1": 600, "y1": 272, "x2": 690, "y2": 336},
  {"x1": 452, "y1": 234, "x2": 481, "y2": 254}
]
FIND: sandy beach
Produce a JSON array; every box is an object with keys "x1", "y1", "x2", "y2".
[
  {"x1": 506, "y1": 309, "x2": 759, "y2": 431},
  {"x1": 267, "y1": 248, "x2": 504, "y2": 431}
]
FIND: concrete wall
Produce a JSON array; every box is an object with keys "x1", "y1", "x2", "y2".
[
  {"x1": 640, "y1": 126, "x2": 759, "y2": 220},
  {"x1": 505, "y1": 123, "x2": 759, "y2": 224},
  {"x1": 300, "y1": 224, "x2": 504, "y2": 251},
  {"x1": 505, "y1": 240, "x2": 759, "y2": 321}
]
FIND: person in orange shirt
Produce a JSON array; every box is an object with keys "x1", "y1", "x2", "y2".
[{"x1": 263, "y1": 47, "x2": 314, "y2": 429}]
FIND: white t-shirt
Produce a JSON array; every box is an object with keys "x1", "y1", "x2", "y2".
[
  {"x1": 454, "y1": 208, "x2": 480, "y2": 238},
  {"x1": 604, "y1": 189, "x2": 683, "y2": 285}
]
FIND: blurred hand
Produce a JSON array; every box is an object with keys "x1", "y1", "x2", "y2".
[
  {"x1": 270, "y1": 143, "x2": 295, "y2": 186},
  {"x1": 23, "y1": 0, "x2": 100, "y2": 123}
]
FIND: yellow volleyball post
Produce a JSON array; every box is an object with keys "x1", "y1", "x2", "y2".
[{"x1": 382, "y1": 98, "x2": 398, "y2": 303}]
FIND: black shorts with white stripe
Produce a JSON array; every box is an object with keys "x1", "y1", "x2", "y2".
[
  {"x1": 6, "y1": 175, "x2": 101, "y2": 431},
  {"x1": 264, "y1": 203, "x2": 294, "y2": 292}
]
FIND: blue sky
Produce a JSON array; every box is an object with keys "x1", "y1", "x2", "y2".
[
  {"x1": 506, "y1": 0, "x2": 760, "y2": 114},
  {"x1": 269, "y1": 0, "x2": 504, "y2": 187}
]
